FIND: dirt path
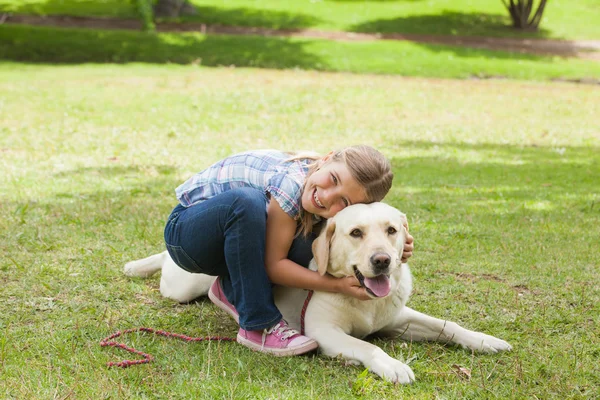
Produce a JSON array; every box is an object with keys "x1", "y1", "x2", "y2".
[{"x1": 4, "y1": 14, "x2": 600, "y2": 61}]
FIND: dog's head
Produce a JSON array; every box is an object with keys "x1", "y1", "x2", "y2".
[{"x1": 312, "y1": 202, "x2": 408, "y2": 299}]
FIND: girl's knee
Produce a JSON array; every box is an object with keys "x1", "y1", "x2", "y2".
[
  {"x1": 229, "y1": 187, "x2": 268, "y2": 214},
  {"x1": 229, "y1": 188, "x2": 267, "y2": 228}
]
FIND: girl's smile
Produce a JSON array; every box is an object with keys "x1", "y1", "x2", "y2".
[{"x1": 311, "y1": 188, "x2": 325, "y2": 209}]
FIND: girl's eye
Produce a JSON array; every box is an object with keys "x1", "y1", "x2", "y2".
[
  {"x1": 350, "y1": 229, "x2": 363, "y2": 238},
  {"x1": 342, "y1": 198, "x2": 349, "y2": 207},
  {"x1": 387, "y1": 226, "x2": 397, "y2": 235},
  {"x1": 331, "y1": 174, "x2": 338, "y2": 185}
]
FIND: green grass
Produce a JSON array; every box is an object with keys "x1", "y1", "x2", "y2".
[
  {"x1": 2, "y1": 24, "x2": 600, "y2": 82},
  {"x1": 1, "y1": 0, "x2": 599, "y2": 40},
  {"x1": 1, "y1": 63, "x2": 599, "y2": 398}
]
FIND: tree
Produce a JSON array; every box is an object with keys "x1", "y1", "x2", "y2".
[
  {"x1": 153, "y1": 0, "x2": 197, "y2": 18},
  {"x1": 133, "y1": 0, "x2": 197, "y2": 31},
  {"x1": 502, "y1": 0, "x2": 548, "y2": 30}
]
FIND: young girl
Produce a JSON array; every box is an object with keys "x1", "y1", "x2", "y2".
[{"x1": 163, "y1": 146, "x2": 414, "y2": 356}]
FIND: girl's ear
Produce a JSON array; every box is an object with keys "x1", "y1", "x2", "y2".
[
  {"x1": 321, "y1": 151, "x2": 334, "y2": 163},
  {"x1": 316, "y1": 151, "x2": 334, "y2": 171},
  {"x1": 312, "y1": 218, "x2": 336, "y2": 275}
]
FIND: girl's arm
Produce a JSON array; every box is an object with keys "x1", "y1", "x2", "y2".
[{"x1": 264, "y1": 198, "x2": 370, "y2": 300}]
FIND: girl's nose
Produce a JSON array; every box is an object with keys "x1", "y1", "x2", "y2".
[
  {"x1": 327, "y1": 192, "x2": 346, "y2": 211},
  {"x1": 328, "y1": 199, "x2": 347, "y2": 217},
  {"x1": 322, "y1": 188, "x2": 339, "y2": 206}
]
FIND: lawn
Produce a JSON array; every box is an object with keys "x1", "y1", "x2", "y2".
[
  {"x1": 2, "y1": 24, "x2": 600, "y2": 82},
  {"x1": 2, "y1": 0, "x2": 599, "y2": 82},
  {"x1": 1, "y1": 0, "x2": 599, "y2": 40},
  {"x1": 1, "y1": 63, "x2": 599, "y2": 399}
]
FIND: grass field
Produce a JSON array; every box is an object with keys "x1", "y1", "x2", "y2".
[
  {"x1": 2, "y1": 0, "x2": 599, "y2": 82},
  {"x1": 1, "y1": 0, "x2": 599, "y2": 40},
  {"x1": 1, "y1": 63, "x2": 599, "y2": 398},
  {"x1": 2, "y1": 24, "x2": 600, "y2": 82}
]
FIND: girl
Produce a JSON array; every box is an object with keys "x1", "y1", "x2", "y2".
[{"x1": 163, "y1": 146, "x2": 414, "y2": 356}]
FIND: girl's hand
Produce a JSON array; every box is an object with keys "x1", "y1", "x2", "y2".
[
  {"x1": 335, "y1": 276, "x2": 372, "y2": 301},
  {"x1": 401, "y1": 231, "x2": 414, "y2": 263}
]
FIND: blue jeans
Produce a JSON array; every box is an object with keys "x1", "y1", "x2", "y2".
[{"x1": 164, "y1": 187, "x2": 315, "y2": 331}]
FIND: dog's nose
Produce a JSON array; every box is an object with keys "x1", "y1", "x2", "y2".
[{"x1": 370, "y1": 252, "x2": 391, "y2": 273}]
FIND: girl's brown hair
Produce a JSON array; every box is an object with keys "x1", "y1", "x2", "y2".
[{"x1": 293, "y1": 145, "x2": 393, "y2": 236}]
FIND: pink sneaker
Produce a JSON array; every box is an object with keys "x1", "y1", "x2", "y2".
[
  {"x1": 208, "y1": 277, "x2": 239, "y2": 323},
  {"x1": 236, "y1": 320, "x2": 318, "y2": 357}
]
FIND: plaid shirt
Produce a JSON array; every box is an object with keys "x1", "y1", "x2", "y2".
[{"x1": 176, "y1": 150, "x2": 313, "y2": 220}]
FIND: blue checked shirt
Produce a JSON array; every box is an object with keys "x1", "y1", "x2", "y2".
[{"x1": 176, "y1": 150, "x2": 313, "y2": 220}]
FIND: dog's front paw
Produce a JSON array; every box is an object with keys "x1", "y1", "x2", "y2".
[
  {"x1": 460, "y1": 331, "x2": 512, "y2": 353},
  {"x1": 369, "y1": 356, "x2": 415, "y2": 384}
]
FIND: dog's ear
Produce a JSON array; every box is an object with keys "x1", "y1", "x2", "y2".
[
  {"x1": 398, "y1": 212, "x2": 409, "y2": 255},
  {"x1": 312, "y1": 218, "x2": 336, "y2": 275},
  {"x1": 400, "y1": 213, "x2": 409, "y2": 233}
]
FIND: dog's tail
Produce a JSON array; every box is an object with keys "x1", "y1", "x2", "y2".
[{"x1": 123, "y1": 251, "x2": 168, "y2": 278}]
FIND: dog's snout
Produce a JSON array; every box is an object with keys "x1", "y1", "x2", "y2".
[{"x1": 370, "y1": 252, "x2": 391, "y2": 273}]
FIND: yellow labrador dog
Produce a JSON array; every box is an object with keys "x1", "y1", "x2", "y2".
[{"x1": 124, "y1": 202, "x2": 511, "y2": 383}]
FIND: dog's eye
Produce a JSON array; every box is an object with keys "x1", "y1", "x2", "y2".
[
  {"x1": 350, "y1": 229, "x2": 363, "y2": 238},
  {"x1": 387, "y1": 227, "x2": 397, "y2": 235}
]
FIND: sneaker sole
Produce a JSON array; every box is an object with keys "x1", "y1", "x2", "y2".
[
  {"x1": 236, "y1": 334, "x2": 318, "y2": 357},
  {"x1": 208, "y1": 285, "x2": 240, "y2": 323}
]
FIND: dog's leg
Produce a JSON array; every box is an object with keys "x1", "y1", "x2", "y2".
[
  {"x1": 159, "y1": 256, "x2": 215, "y2": 303},
  {"x1": 124, "y1": 250, "x2": 215, "y2": 303},
  {"x1": 123, "y1": 251, "x2": 168, "y2": 277},
  {"x1": 383, "y1": 307, "x2": 512, "y2": 353},
  {"x1": 307, "y1": 325, "x2": 415, "y2": 384}
]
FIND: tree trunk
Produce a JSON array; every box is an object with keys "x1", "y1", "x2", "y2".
[
  {"x1": 154, "y1": 0, "x2": 197, "y2": 18},
  {"x1": 502, "y1": 0, "x2": 548, "y2": 30}
]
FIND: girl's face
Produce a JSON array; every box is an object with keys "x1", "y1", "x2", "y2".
[{"x1": 301, "y1": 161, "x2": 368, "y2": 219}]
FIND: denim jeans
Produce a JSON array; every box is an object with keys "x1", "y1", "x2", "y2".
[{"x1": 164, "y1": 187, "x2": 315, "y2": 331}]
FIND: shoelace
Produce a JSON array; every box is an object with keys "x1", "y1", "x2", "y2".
[{"x1": 261, "y1": 321, "x2": 300, "y2": 348}]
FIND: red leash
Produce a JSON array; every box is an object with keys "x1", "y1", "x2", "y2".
[
  {"x1": 300, "y1": 290, "x2": 314, "y2": 335},
  {"x1": 100, "y1": 327, "x2": 237, "y2": 368},
  {"x1": 102, "y1": 291, "x2": 315, "y2": 368}
]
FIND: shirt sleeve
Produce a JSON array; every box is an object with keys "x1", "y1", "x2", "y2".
[{"x1": 265, "y1": 170, "x2": 304, "y2": 220}]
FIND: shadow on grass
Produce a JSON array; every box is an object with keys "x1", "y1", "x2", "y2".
[
  {"x1": 351, "y1": 11, "x2": 552, "y2": 39},
  {"x1": 0, "y1": 24, "x2": 323, "y2": 67},
  {"x1": 0, "y1": 23, "x2": 555, "y2": 68},
  {"x1": 1, "y1": 1, "x2": 323, "y2": 30}
]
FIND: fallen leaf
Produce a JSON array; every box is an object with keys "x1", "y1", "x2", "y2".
[{"x1": 452, "y1": 364, "x2": 471, "y2": 380}]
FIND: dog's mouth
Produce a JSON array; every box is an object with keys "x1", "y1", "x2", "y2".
[{"x1": 354, "y1": 266, "x2": 391, "y2": 298}]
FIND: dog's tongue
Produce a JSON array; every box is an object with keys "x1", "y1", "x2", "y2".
[{"x1": 364, "y1": 275, "x2": 391, "y2": 297}]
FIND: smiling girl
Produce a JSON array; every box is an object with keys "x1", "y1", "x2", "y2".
[{"x1": 163, "y1": 146, "x2": 413, "y2": 356}]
